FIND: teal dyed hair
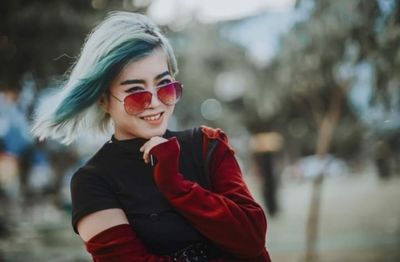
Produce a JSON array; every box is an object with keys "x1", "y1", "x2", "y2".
[
  {"x1": 53, "y1": 40, "x2": 156, "y2": 124},
  {"x1": 32, "y1": 12, "x2": 178, "y2": 144}
]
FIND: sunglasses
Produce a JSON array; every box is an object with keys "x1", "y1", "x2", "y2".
[{"x1": 110, "y1": 81, "x2": 183, "y2": 115}]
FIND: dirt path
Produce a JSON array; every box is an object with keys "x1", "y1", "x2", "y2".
[
  {"x1": 244, "y1": 166, "x2": 400, "y2": 262},
  {"x1": 1, "y1": 165, "x2": 399, "y2": 262}
]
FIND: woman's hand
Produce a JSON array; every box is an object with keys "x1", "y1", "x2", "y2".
[{"x1": 139, "y1": 136, "x2": 168, "y2": 164}]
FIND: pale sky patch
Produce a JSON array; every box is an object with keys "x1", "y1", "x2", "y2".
[{"x1": 147, "y1": 0, "x2": 296, "y2": 25}]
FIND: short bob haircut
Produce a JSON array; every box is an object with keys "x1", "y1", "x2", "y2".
[{"x1": 32, "y1": 11, "x2": 178, "y2": 144}]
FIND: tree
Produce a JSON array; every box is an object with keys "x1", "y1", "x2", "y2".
[
  {"x1": 0, "y1": 0, "x2": 150, "y2": 204},
  {"x1": 255, "y1": 0, "x2": 398, "y2": 260},
  {"x1": 0, "y1": 0, "x2": 149, "y2": 91}
]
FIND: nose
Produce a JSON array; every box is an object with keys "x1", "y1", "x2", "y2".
[{"x1": 148, "y1": 89, "x2": 161, "y2": 108}]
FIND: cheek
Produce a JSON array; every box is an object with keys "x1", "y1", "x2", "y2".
[
  {"x1": 164, "y1": 105, "x2": 175, "y2": 117},
  {"x1": 108, "y1": 99, "x2": 124, "y2": 114},
  {"x1": 108, "y1": 103, "x2": 128, "y2": 124}
]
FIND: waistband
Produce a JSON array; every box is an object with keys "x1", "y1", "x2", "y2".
[{"x1": 171, "y1": 242, "x2": 220, "y2": 262}]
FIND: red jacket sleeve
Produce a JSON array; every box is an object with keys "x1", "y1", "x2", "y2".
[
  {"x1": 150, "y1": 127, "x2": 268, "y2": 259},
  {"x1": 84, "y1": 224, "x2": 171, "y2": 262}
]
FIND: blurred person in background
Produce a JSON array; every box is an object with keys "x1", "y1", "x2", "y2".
[
  {"x1": 250, "y1": 132, "x2": 283, "y2": 218},
  {"x1": 254, "y1": 152, "x2": 278, "y2": 217},
  {"x1": 374, "y1": 140, "x2": 392, "y2": 179},
  {"x1": 32, "y1": 12, "x2": 271, "y2": 262},
  {"x1": 0, "y1": 87, "x2": 32, "y2": 200},
  {"x1": 0, "y1": 84, "x2": 33, "y2": 244}
]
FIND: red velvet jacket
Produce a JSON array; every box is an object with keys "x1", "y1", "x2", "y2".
[{"x1": 84, "y1": 126, "x2": 271, "y2": 261}]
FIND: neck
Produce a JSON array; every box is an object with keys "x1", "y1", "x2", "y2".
[{"x1": 113, "y1": 129, "x2": 137, "y2": 141}]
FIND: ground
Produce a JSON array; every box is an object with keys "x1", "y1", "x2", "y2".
[
  {"x1": 246, "y1": 165, "x2": 400, "y2": 262},
  {"x1": 0, "y1": 165, "x2": 399, "y2": 262}
]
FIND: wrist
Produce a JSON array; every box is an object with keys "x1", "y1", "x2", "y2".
[
  {"x1": 150, "y1": 137, "x2": 191, "y2": 196},
  {"x1": 149, "y1": 137, "x2": 180, "y2": 160}
]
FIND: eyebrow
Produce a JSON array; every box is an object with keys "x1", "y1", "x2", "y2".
[{"x1": 120, "y1": 71, "x2": 171, "y2": 85}]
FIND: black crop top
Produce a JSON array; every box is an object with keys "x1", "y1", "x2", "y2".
[{"x1": 70, "y1": 129, "x2": 210, "y2": 255}]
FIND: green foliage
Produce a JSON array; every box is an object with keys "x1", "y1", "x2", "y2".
[
  {"x1": 1, "y1": 0, "x2": 398, "y2": 158},
  {"x1": 241, "y1": 0, "x2": 399, "y2": 158},
  {"x1": 0, "y1": 0, "x2": 149, "y2": 90},
  {"x1": 172, "y1": 23, "x2": 253, "y2": 132}
]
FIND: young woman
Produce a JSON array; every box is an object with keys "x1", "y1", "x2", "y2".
[{"x1": 32, "y1": 12, "x2": 271, "y2": 262}]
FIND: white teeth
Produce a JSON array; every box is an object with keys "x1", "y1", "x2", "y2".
[{"x1": 142, "y1": 113, "x2": 162, "y2": 121}]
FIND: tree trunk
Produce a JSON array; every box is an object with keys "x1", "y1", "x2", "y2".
[{"x1": 305, "y1": 86, "x2": 344, "y2": 262}]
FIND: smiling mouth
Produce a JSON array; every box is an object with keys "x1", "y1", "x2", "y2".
[{"x1": 140, "y1": 112, "x2": 164, "y2": 121}]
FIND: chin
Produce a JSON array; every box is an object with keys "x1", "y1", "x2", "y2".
[{"x1": 142, "y1": 125, "x2": 168, "y2": 139}]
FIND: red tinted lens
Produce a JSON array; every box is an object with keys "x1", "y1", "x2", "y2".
[
  {"x1": 123, "y1": 91, "x2": 152, "y2": 115},
  {"x1": 157, "y1": 82, "x2": 182, "y2": 106}
]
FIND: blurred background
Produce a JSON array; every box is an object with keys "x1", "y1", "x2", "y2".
[{"x1": 1, "y1": 0, "x2": 399, "y2": 261}]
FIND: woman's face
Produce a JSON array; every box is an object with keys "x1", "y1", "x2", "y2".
[{"x1": 105, "y1": 48, "x2": 175, "y2": 140}]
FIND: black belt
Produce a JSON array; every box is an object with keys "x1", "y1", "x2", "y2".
[{"x1": 171, "y1": 242, "x2": 219, "y2": 262}]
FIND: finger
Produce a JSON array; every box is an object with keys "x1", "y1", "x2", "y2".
[
  {"x1": 143, "y1": 149, "x2": 149, "y2": 163},
  {"x1": 141, "y1": 137, "x2": 166, "y2": 164},
  {"x1": 140, "y1": 140, "x2": 152, "y2": 159},
  {"x1": 143, "y1": 144, "x2": 153, "y2": 164}
]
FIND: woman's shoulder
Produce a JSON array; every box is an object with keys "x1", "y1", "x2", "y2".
[
  {"x1": 167, "y1": 126, "x2": 229, "y2": 145},
  {"x1": 74, "y1": 140, "x2": 112, "y2": 173},
  {"x1": 199, "y1": 125, "x2": 236, "y2": 153},
  {"x1": 70, "y1": 160, "x2": 116, "y2": 207},
  {"x1": 199, "y1": 125, "x2": 227, "y2": 141},
  {"x1": 169, "y1": 125, "x2": 228, "y2": 140},
  {"x1": 70, "y1": 145, "x2": 111, "y2": 187},
  {"x1": 70, "y1": 164, "x2": 105, "y2": 189}
]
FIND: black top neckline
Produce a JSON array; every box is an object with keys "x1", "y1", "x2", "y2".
[
  {"x1": 110, "y1": 135, "x2": 148, "y2": 151},
  {"x1": 106, "y1": 136, "x2": 147, "y2": 158},
  {"x1": 107, "y1": 130, "x2": 173, "y2": 156}
]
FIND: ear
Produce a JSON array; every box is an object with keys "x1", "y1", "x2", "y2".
[{"x1": 98, "y1": 93, "x2": 110, "y2": 113}]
